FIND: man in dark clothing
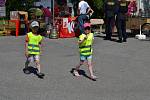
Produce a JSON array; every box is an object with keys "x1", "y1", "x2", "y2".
[
  {"x1": 104, "y1": 0, "x2": 118, "y2": 40},
  {"x1": 116, "y1": 0, "x2": 129, "y2": 43}
]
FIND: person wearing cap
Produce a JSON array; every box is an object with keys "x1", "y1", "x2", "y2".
[
  {"x1": 73, "y1": 23, "x2": 97, "y2": 80},
  {"x1": 24, "y1": 21, "x2": 44, "y2": 78}
]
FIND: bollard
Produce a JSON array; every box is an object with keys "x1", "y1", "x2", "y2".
[{"x1": 50, "y1": 27, "x2": 59, "y2": 39}]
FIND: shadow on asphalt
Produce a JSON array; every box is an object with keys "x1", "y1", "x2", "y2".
[
  {"x1": 23, "y1": 66, "x2": 44, "y2": 79},
  {"x1": 94, "y1": 35, "x2": 119, "y2": 43},
  {"x1": 70, "y1": 68, "x2": 96, "y2": 81},
  {"x1": 139, "y1": 38, "x2": 150, "y2": 41},
  {"x1": 94, "y1": 32, "x2": 137, "y2": 39}
]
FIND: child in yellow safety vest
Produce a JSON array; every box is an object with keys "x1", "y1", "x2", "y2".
[
  {"x1": 73, "y1": 23, "x2": 97, "y2": 80},
  {"x1": 25, "y1": 21, "x2": 44, "y2": 77}
]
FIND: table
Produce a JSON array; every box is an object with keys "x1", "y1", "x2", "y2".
[{"x1": 90, "y1": 19, "x2": 104, "y2": 34}]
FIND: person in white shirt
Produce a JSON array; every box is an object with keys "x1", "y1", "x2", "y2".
[{"x1": 78, "y1": 0, "x2": 94, "y2": 34}]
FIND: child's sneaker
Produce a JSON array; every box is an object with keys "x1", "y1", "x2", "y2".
[
  {"x1": 23, "y1": 68, "x2": 30, "y2": 74},
  {"x1": 73, "y1": 70, "x2": 80, "y2": 77},
  {"x1": 90, "y1": 75, "x2": 97, "y2": 81},
  {"x1": 37, "y1": 72, "x2": 45, "y2": 79},
  {"x1": 37, "y1": 72, "x2": 45, "y2": 76},
  {"x1": 25, "y1": 63, "x2": 28, "y2": 68}
]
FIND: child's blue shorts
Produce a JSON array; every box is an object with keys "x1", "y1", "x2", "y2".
[{"x1": 80, "y1": 55, "x2": 92, "y2": 61}]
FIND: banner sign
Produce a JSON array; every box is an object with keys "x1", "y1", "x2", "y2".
[
  {"x1": 59, "y1": 17, "x2": 76, "y2": 38},
  {"x1": 63, "y1": 18, "x2": 75, "y2": 33},
  {"x1": 63, "y1": 18, "x2": 68, "y2": 28}
]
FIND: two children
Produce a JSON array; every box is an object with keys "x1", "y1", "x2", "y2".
[{"x1": 24, "y1": 21, "x2": 96, "y2": 80}]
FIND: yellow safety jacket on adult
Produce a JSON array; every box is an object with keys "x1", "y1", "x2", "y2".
[
  {"x1": 79, "y1": 33, "x2": 94, "y2": 57},
  {"x1": 27, "y1": 32, "x2": 42, "y2": 55}
]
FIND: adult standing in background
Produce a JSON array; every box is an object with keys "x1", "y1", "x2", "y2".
[
  {"x1": 104, "y1": 0, "x2": 118, "y2": 40},
  {"x1": 78, "y1": 0, "x2": 94, "y2": 34},
  {"x1": 40, "y1": 5, "x2": 51, "y2": 25},
  {"x1": 116, "y1": 0, "x2": 129, "y2": 43}
]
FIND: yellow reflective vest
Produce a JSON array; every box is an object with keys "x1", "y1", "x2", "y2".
[
  {"x1": 27, "y1": 32, "x2": 42, "y2": 55},
  {"x1": 79, "y1": 33, "x2": 94, "y2": 57}
]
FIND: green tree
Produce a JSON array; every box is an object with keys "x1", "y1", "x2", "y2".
[
  {"x1": 92, "y1": 0, "x2": 104, "y2": 10},
  {"x1": 87, "y1": 0, "x2": 104, "y2": 18}
]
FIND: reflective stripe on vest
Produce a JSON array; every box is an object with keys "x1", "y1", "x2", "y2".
[
  {"x1": 79, "y1": 45, "x2": 91, "y2": 49},
  {"x1": 81, "y1": 50, "x2": 91, "y2": 53},
  {"x1": 79, "y1": 33, "x2": 93, "y2": 56},
  {"x1": 79, "y1": 47, "x2": 92, "y2": 56},
  {"x1": 27, "y1": 32, "x2": 42, "y2": 55},
  {"x1": 28, "y1": 44, "x2": 40, "y2": 54},
  {"x1": 28, "y1": 49, "x2": 40, "y2": 52},
  {"x1": 107, "y1": 2, "x2": 115, "y2": 5},
  {"x1": 28, "y1": 44, "x2": 39, "y2": 48}
]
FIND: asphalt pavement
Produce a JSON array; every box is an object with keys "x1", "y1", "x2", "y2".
[{"x1": 0, "y1": 34, "x2": 150, "y2": 100}]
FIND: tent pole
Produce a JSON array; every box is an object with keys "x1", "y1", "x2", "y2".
[{"x1": 53, "y1": 0, "x2": 55, "y2": 27}]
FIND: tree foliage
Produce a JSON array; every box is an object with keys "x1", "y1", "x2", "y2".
[
  {"x1": 87, "y1": 0, "x2": 104, "y2": 18},
  {"x1": 91, "y1": 0, "x2": 104, "y2": 10}
]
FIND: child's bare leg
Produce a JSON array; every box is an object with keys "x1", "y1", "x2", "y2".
[
  {"x1": 75, "y1": 61, "x2": 84, "y2": 70},
  {"x1": 35, "y1": 60, "x2": 41, "y2": 73},
  {"x1": 35, "y1": 60, "x2": 45, "y2": 77},
  {"x1": 25, "y1": 58, "x2": 30, "y2": 68},
  {"x1": 87, "y1": 58, "x2": 97, "y2": 79},
  {"x1": 74, "y1": 61, "x2": 84, "y2": 76}
]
